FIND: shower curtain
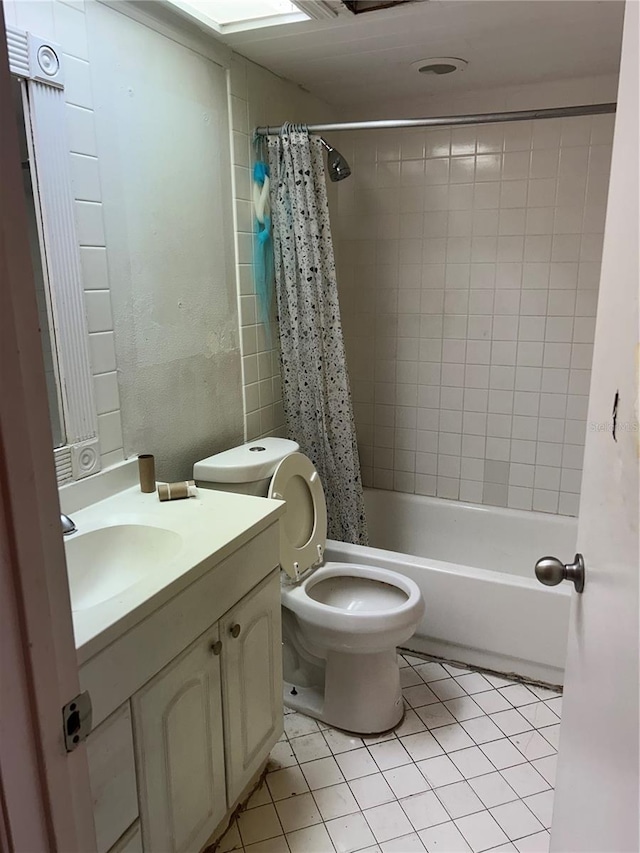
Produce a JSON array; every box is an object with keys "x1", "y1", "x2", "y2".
[{"x1": 267, "y1": 126, "x2": 368, "y2": 546}]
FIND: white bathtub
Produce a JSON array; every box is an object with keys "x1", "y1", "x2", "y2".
[{"x1": 326, "y1": 489, "x2": 577, "y2": 685}]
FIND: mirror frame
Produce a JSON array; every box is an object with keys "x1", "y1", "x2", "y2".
[{"x1": 6, "y1": 25, "x2": 101, "y2": 482}]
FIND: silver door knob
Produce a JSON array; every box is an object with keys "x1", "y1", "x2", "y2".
[{"x1": 535, "y1": 553, "x2": 585, "y2": 593}]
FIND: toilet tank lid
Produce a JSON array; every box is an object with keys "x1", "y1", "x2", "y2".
[{"x1": 193, "y1": 438, "x2": 300, "y2": 483}]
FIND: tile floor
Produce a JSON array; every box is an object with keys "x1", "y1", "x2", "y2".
[{"x1": 218, "y1": 654, "x2": 561, "y2": 853}]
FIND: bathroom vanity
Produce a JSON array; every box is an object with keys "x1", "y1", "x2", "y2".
[{"x1": 62, "y1": 470, "x2": 285, "y2": 853}]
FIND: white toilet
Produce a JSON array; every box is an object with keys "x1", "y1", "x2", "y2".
[{"x1": 194, "y1": 438, "x2": 424, "y2": 734}]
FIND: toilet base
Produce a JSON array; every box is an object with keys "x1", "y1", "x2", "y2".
[{"x1": 283, "y1": 649, "x2": 403, "y2": 735}]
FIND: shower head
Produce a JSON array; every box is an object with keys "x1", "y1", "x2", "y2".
[{"x1": 320, "y1": 137, "x2": 351, "y2": 182}]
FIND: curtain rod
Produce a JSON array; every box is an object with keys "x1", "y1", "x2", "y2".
[{"x1": 255, "y1": 102, "x2": 616, "y2": 136}]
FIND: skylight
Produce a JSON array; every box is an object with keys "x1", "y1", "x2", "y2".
[{"x1": 166, "y1": 0, "x2": 310, "y2": 34}]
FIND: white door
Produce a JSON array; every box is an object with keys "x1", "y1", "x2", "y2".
[
  {"x1": 221, "y1": 571, "x2": 284, "y2": 802},
  {"x1": 132, "y1": 625, "x2": 227, "y2": 853},
  {"x1": 550, "y1": 4, "x2": 639, "y2": 850}
]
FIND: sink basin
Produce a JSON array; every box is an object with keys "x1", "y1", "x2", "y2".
[{"x1": 65, "y1": 524, "x2": 183, "y2": 610}]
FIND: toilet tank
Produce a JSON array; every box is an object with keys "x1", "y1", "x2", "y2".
[{"x1": 193, "y1": 437, "x2": 300, "y2": 496}]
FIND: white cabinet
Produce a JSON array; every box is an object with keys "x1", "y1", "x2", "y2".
[
  {"x1": 131, "y1": 570, "x2": 282, "y2": 853},
  {"x1": 221, "y1": 573, "x2": 283, "y2": 801},
  {"x1": 132, "y1": 625, "x2": 227, "y2": 853},
  {"x1": 86, "y1": 703, "x2": 138, "y2": 853}
]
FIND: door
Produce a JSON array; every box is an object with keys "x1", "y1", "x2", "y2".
[
  {"x1": 132, "y1": 625, "x2": 227, "y2": 853},
  {"x1": 550, "y1": 4, "x2": 639, "y2": 850},
  {"x1": 221, "y1": 571, "x2": 284, "y2": 801}
]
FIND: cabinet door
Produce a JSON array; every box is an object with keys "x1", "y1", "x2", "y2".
[
  {"x1": 132, "y1": 626, "x2": 226, "y2": 853},
  {"x1": 221, "y1": 571, "x2": 283, "y2": 802}
]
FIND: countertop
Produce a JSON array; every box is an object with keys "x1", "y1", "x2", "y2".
[{"x1": 68, "y1": 485, "x2": 284, "y2": 664}]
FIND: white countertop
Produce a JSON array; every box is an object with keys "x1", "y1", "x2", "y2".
[{"x1": 68, "y1": 485, "x2": 283, "y2": 664}]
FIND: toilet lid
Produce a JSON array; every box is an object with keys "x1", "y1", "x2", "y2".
[{"x1": 268, "y1": 452, "x2": 327, "y2": 581}]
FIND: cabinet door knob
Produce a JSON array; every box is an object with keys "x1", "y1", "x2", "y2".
[
  {"x1": 210, "y1": 640, "x2": 222, "y2": 655},
  {"x1": 230, "y1": 623, "x2": 241, "y2": 639}
]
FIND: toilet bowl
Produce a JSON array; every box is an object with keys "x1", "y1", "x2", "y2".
[{"x1": 194, "y1": 438, "x2": 424, "y2": 734}]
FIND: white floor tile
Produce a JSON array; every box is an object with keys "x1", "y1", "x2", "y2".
[
  {"x1": 400, "y1": 731, "x2": 445, "y2": 761},
  {"x1": 267, "y1": 766, "x2": 310, "y2": 802},
  {"x1": 247, "y1": 783, "x2": 273, "y2": 809},
  {"x1": 489, "y1": 711, "x2": 533, "y2": 737},
  {"x1": 500, "y1": 765, "x2": 549, "y2": 798},
  {"x1": 516, "y1": 704, "x2": 559, "y2": 731},
  {"x1": 275, "y1": 792, "x2": 323, "y2": 834},
  {"x1": 404, "y1": 655, "x2": 429, "y2": 667},
  {"x1": 543, "y1": 697, "x2": 562, "y2": 717},
  {"x1": 430, "y1": 679, "x2": 468, "y2": 702},
  {"x1": 383, "y1": 764, "x2": 430, "y2": 798},
  {"x1": 435, "y1": 781, "x2": 485, "y2": 819},
  {"x1": 530, "y1": 756, "x2": 557, "y2": 787},
  {"x1": 444, "y1": 697, "x2": 485, "y2": 722},
  {"x1": 468, "y1": 773, "x2": 519, "y2": 809},
  {"x1": 369, "y1": 740, "x2": 413, "y2": 771},
  {"x1": 361, "y1": 731, "x2": 397, "y2": 747},
  {"x1": 325, "y1": 812, "x2": 377, "y2": 853},
  {"x1": 461, "y1": 716, "x2": 505, "y2": 745},
  {"x1": 498, "y1": 686, "x2": 538, "y2": 708},
  {"x1": 284, "y1": 712, "x2": 321, "y2": 739},
  {"x1": 286, "y1": 822, "x2": 335, "y2": 853},
  {"x1": 349, "y1": 774, "x2": 396, "y2": 810},
  {"x1": 508, "y1": 731, "x2": 555, "y2": 762},
  {"x1": 324, "y1": 728, "x2": 365, "y2": 755},
  {"x1": 416, "y1": 704, "x2": 458, "y2": 730},
  {"x1": 403, "y1": 684, "x2": 440, "y2": 709},
  {"x1": 218, "y1": 821, "x2": 243, "y2": 852},
  {"x1": 290, "y1": 732, "x2": 331, "y2": 763},
  {"x1": 473, "y1": 691, "x2": 513, "y2": 716},
  {"x1": 336, "y1": 748, "x2": 379, "y2": 781},
  {"x1": 395, "y1": 710, "x2": 428, "y2": 737},
  {"x1": 431, "y1": 724, "x2": 476, "y2": 754},
  {"x1": 479, "y1": 740, "x2": 528, "y2": 770},
  {"x1": 417, "y1": 755, "x2": 464, "y2": 789},
  {"x1": 523, "y1": 791, "x2": 554, "y2": 829},
  {"x1": 486, "y1": 843, "x2": 517, "y2": 851},
  {"x1": 444, "y1": 664, "x2": 473, "y2": 677},
  {"x1": 414, "y1": 662, "x2": 450, "y2": 683},
  {"x1": 513, "y1": 830, "x2": 550, "y2": 852},
  {"x1": 400, "y1": 791, "x2": 450, "y2": 831},
  {"x1": 489, "y1": 801, "x2": 544, "y2": 841},
  {"x1": 244, "y1": 834, "x2": 290, "y2": 853},
  {"x1": 269, "y1": 741, "x2": 297, "y2": 770},
  {"x1": 402, "y1": 668, "x2": 425, "y2": 688},
  {"x1": 455, "y1": 674, "x2": 493, "y2": 695},
  {"x1": 449, "y1": 747, "x2": 496, "y2": 780},
  {"x1": 313, "y1": 783, "x2": 360, "y2": 821},
  {"x1": 301, "y1": 756, "x2": 345, "y2": 791},
  {"x1": 538, "y1": 725, "x2": 560, "y2": 750},
  {"x1": 398, "y1": 655, "x2": 410, "y2": 668},
  {"x1": 419, "y1": 820, "x2": 472, "y2": 852},
  {"x1": 238, "y1": 804, "x2": 283, "y2": 846},
  {"x1": 526, "y1": 685, "x2": 559, "y2": 702},
  {"x1": 455, "y1": 811, "x2": 509, "y2": 852},
  {"x1": 364, "y1": 801, "x2": 414, "y2": 843},
  {"x1": 484, "y1": 674, "x2": 516, "y2": 689},
  {"x1": 381, "y1": 831, "x2": 426, "y2": 852}
]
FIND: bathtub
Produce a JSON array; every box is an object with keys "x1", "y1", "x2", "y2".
[{"x1": 326, "y1": 489, "x2": 577, "y2": 685}]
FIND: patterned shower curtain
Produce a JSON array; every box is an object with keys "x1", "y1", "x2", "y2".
[{"x1": 267, "y1": 127, "x2": 368, "y2": 546}]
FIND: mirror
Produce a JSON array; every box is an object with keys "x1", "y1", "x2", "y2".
[{"x1": 12, "y1": 77, "x2": 65, "y2": 449}]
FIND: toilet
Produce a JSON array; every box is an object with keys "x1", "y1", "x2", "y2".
[{"x1": 194, "y1": 438, "x2": 424, "y2": 734}]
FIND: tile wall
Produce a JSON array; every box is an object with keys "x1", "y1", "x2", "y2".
[
  {"x1": 334, "y1": 114, "x2": 615, "y2": 515},
  {"x1": 5, "y1": 0, "x2": 124, "y2": 470}
]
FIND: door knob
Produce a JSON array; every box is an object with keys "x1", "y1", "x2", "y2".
[
  {"x1": 210, "y1": 641, "x2": 222, "y2": 656},
  {"x1": 230, "y1": 623, "x2": 241, "y2": 638},
  {"x1": 535, "y1": 553, "x2": 585, "y2": 593}
]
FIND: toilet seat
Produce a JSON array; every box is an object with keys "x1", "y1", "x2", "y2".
[{"x1": 268, "y1": 452, "x2": 327, "y2": 581}]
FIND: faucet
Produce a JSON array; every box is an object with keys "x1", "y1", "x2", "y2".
[{"x1": 61, "y1": 513, "x2": 77, "y2": 536}]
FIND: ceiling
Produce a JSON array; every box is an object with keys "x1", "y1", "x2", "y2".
[{"x1": 221, "y1": 0, "x2": 624, "y2": 111}]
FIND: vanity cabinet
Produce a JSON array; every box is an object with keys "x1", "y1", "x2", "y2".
[
  {"x1": 221, "y1": 574, "x2": 283, "y2": 800},
  {"x1": 131, "y1": 571, "x2": 282, "y2": 853}
]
